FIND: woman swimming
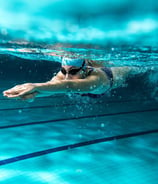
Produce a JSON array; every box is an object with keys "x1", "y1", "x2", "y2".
[{"x1": 3, "y1": 56, "x2": 132, "y2": 100}]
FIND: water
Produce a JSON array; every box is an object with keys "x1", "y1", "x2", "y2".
[
  {"x1": 0, "y1": 44, "x2": 158, "y2": 184},
  {"x1": 0, "y1": 86, "x2": 158, "y2": 183},
  {"x1": 0, "y1": 0, "x2": 158, "y2": 183}
]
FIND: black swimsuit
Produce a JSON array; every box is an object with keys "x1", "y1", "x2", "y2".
[{"x1": 81, "y1": 67, "x2": 114, "y2": 98}]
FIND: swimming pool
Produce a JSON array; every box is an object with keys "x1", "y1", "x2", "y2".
[
  {"x1": 0, "y1": 44, "x2": 158, "y2": 183},
  {"x1": 0, "y1": 0, "x2": 158, "y2": 183}
]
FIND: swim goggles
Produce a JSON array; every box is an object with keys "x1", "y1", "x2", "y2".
[{"x1": 60, "y1": 60, "x2": 85, "y2": 75}]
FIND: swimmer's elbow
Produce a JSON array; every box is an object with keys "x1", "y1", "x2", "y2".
[{"x1": 68, "y1": 80, "x2": 100, "y2": 93}]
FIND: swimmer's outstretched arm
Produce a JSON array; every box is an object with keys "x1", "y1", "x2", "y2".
[
  {"x1": 3, "y1": 66, "x2": 143, "y2": 100},
  {"x1": 35, "y1": 75, "x2": 108, "y2": 94},
  {"x1": 3, "y1": 71, "x2": 109, "y2": 99}
]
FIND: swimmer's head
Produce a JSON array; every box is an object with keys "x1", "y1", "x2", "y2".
[{"x1": 61, "y1": 57, "x2": 86, "y2": 79}]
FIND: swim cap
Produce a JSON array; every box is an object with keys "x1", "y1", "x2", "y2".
[{"x1": 62, "y1": 57, "x2": 85, "y2": 67}]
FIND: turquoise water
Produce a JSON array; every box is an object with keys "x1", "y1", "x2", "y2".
[
  {"x1": 0, "y1": 47, "x2": 158, "y2": 183},
  {"x1": 0, "y1": 0, "x2": 158, "y2": 183},
  {"x1": 0, "y1": 86, "x2": 158, "y2": 183}
]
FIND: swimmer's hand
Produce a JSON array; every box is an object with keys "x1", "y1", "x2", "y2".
[{"x1": 3, "y1": 83, "x2": 38, "y2": 99}]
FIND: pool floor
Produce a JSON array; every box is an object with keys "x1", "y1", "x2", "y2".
[{"x1": 0, "y1": 85, "x2": 158, "y2": 184}]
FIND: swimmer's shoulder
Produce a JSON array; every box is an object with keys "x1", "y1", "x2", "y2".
[{"x1": 85, "y1": 59, "x2": 105, "y2": 67}]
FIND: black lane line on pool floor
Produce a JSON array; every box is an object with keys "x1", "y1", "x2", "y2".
[
  {"x1": 0, "y1": 98, "x2": 156, "y2": 111},
  {"x1": 0, "y1": 108, "x2": 158, "y2": 130},
  {"x1": 0, "y1": 129, "x2": 158, "y2": 166}
]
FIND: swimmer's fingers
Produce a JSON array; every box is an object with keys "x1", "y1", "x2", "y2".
[
  {"x1": 3, "y1": 83, "x2": 36, "y2": 97},
  {"x1": 3, "y1": 88, "x2": 20, "y2": 98},
  {"x1": 4, "y1": 88, "x2": 36, "y2": 99},
  {"x1": 3, "y1": 90, "x2": 23, "y2": 98},
  {"x1": 3, "y1": 93, "x2": 22, "y2": 99},
  {"x1": 3, "y1": 92, "x2": 39, "y2": 101},
  {"x1": 3, "y1": 90, "x2": 33, "y2": 99},
  {"x1": 3, "y1": 89, "x2": 20, "y2": 96}
]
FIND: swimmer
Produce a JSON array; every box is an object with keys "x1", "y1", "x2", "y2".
[{"x1": 3, "y1": 57, "x2": 133, "y2": 100}]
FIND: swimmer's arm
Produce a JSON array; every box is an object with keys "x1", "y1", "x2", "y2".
[
  {"x1": 35, "y1": 72, "x2": 109, "y2": 94},
  {"x1": 36, "y1": 66, "x2": 148, "y2": 96}
]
